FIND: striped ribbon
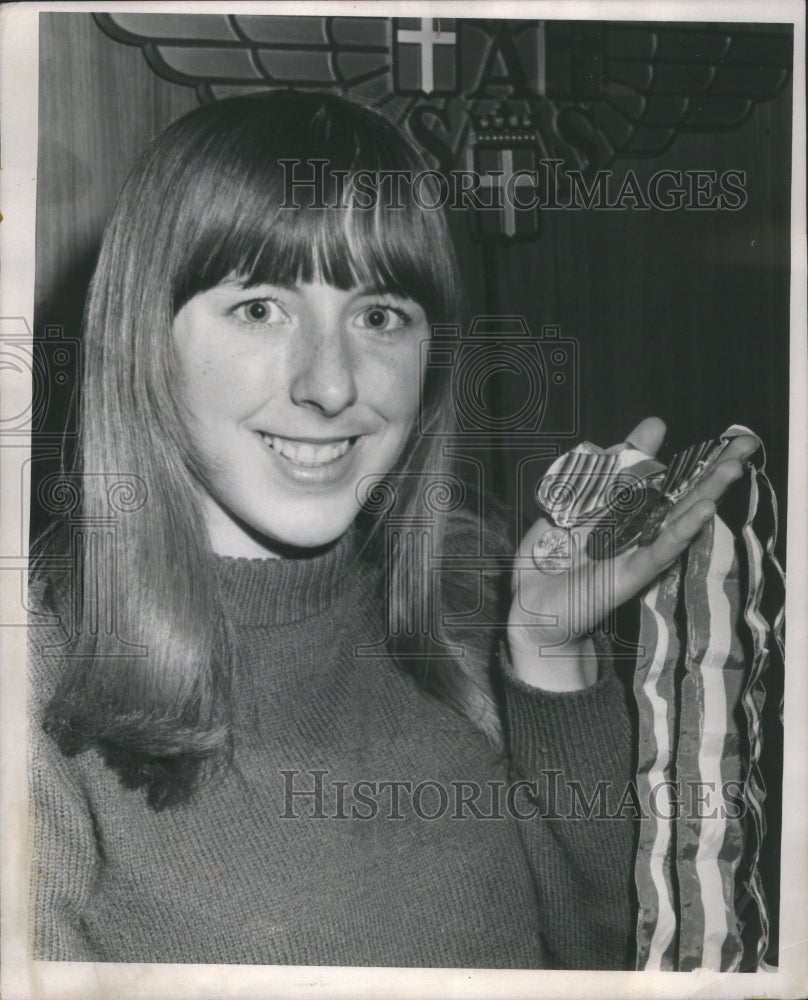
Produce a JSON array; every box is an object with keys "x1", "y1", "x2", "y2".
[
  {"x1": 632, "y1": 429, "x2": 784, "y2": 971},
  {"x1": 536, "y1": 427, "x2": 785, "y2": 970},
  {"x1": 635, "y1": 566, "x2": 681, "y2": 970}
]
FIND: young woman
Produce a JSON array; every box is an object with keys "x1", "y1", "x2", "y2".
[{"x1": 28, "y1": 91, "x2": 754, "y2": 969}]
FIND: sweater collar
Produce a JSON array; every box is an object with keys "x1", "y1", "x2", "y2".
[{"x1": 211, "y1": 527, "x2": 360, "y2": 626}]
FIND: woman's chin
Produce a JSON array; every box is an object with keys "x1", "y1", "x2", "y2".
[
  {"x1": 258, "y1": 528, "x2": 351, "y2": 559},
  {"x1": 205, "y1": 503, "x2": 356, "y2": 559}
]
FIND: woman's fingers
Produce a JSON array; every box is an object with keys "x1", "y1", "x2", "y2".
[
  {"x1": 666, "y1": 433, "x2": 757, "y2": 520},
  {"x1": 668, "y1": 458, "x2": 743, "y2": 519},
  {"x1": 614, "y1": 498, "x2": 716, "y2": 605},
  {"x1": 606, "y1": 416, "x2": 667, "y2": 456},
  {"x1": 516, "y1": 496, "x2": 713, "y2": 639},
  {"x1": 625, "y1": 416, "x2": 667, "y2": 457},
  {"x1": 515, "y1": 429, "x2": 760, "y2": 633}
]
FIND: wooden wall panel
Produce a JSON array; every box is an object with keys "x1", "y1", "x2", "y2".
[{"x1": 35, "y1": 13, "x2": 198, "y2": 316}]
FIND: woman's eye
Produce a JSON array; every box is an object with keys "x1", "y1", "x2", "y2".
[
  {"x1": 231, "y1": 298, "x2": 287, "y2": 325},
  {"x1": 356, "y1": 305, "x2": 411, "y2": 334}
]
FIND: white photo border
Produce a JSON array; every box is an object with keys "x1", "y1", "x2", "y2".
[{"x1": 1, "y1": 2, "x2": 805, "y2": 998}]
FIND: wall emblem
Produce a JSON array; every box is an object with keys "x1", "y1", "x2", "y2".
[{"x1": 95, "y1": 14, "x2": 792, "y2": 243}]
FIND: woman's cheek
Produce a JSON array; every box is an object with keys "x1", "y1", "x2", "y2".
[
  {"x1": 373, "y1": 344, "x2": 424, "y2": 419},
  {"x1": 197, "y1": 350, "x2": 272, "y2": 403}
]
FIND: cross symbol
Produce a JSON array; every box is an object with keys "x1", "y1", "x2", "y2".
[
  {"x1": 477, "y1": 150, "x2": 537, "y2": 238},
  {"x1": 396, "y1": 19, "x2": 456, "y2": 94}
]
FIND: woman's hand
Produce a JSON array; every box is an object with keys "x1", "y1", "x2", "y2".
[{"x1": 507, "y1": 417, "x2": 759, "y2": 691}]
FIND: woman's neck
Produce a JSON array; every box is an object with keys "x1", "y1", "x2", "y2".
[{"x1": 210, "y1": 526, "x2": 360, "y2": 626}]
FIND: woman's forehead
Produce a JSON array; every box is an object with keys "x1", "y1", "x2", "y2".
[{"x1": 223, "y1": 247, "x2": 417, "y2": 299}]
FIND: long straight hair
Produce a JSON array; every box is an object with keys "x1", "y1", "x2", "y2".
[{"x1": 41, "y1": 91, "x2": 504, "y2": 809}]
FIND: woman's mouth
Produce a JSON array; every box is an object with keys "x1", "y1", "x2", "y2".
[{"x1": 259, "y1": 433, "x2": 356, "y2": 467}]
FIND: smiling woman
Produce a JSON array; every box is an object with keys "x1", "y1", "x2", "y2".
[
  {"x1": 171, "y1": 280, "x2": 427, "y2": 555},
  {"x1": 35, "y1": 91, "x2": 468, "y2": 798},
  {"x1": 27, "y1": 90, "x2": 755, "y2": 970}
]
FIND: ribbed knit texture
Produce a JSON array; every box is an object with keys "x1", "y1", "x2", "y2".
[{"x1": 29, "y1": 533, "x2": 636, "y2": 968}]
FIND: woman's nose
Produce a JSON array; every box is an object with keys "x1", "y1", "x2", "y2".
[{"x1": 289, "y1": 325, "x2": 359, "y2": 416}]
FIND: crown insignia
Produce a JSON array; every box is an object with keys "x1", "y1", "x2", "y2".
[{"x1": 470, "y1": 102, "x2": 539, "y2": 146}]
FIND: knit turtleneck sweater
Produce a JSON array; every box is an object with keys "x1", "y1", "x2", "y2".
[{"x1": 29, "y1": 532, "x2": 636, "y2": 968}]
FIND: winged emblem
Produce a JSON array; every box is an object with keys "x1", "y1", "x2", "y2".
[{"x1": 93, "y1": 14, "x2": 793, "y2": 239}]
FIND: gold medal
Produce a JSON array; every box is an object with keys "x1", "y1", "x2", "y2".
[{"x1": 532, "y1": 526, "x2": 574, "y2": 574}]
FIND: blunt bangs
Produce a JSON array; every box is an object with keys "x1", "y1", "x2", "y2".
[{"x1": 167, "y1": 92, "x2": 460, "y2": 324}]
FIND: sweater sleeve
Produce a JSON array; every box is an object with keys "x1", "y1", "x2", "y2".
[
  {"x1": 28, "y1": 616, "x2": 100, "y2": 961},
  {"x1": 501, "y1": 649, "x2": 637, "y2": 970}
]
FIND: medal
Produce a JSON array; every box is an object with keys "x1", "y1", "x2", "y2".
[
  {"x1": 586, "y1": 485, "x2": 666, "y2": 560},
  {"x1": 538, "y1": 430, "x2": 745, "y2": 562},
  {"x1": 532, "y1": 526, "x2": 574, "y2": 574},
  {"x1": 586, "y1": 438, "x2": 734, "y2": 559}
]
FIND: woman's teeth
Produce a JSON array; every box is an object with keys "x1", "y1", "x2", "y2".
[{"x1": 261, "y1": 433, "x2": 352, "y2": 466}]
